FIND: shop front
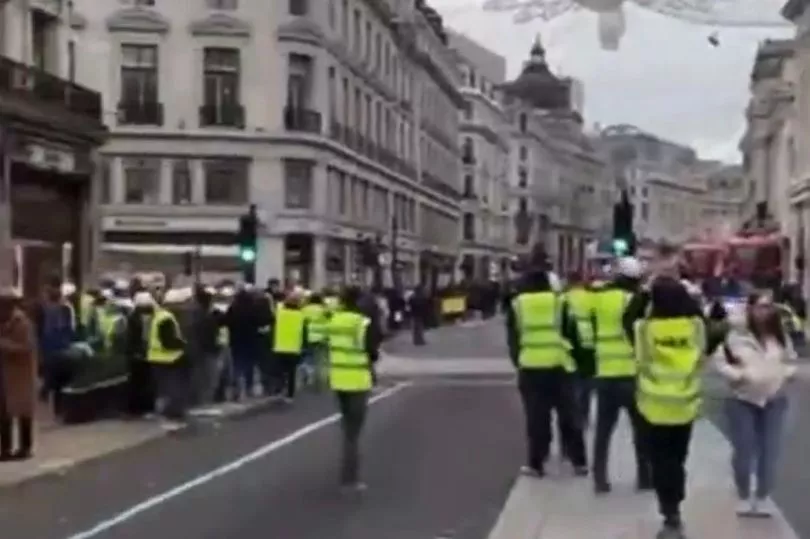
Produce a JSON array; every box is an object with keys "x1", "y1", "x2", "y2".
[{"x1": 0, "y1": 55, "x2": 106, "y2": 300}]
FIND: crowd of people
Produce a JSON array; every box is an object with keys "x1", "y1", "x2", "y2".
[{"x1": 505, "y1": 242, "x2": 807, "y2": 539}]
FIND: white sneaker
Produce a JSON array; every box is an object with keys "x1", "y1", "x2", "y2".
[
  {"x1": 754, "y1": 497, "x2": 776, "y2": 517},
  {"x1": 735, "y1": 498, "x2": 754, "y2": 516}
]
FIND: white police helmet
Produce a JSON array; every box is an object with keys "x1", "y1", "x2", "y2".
[{"x1": 617, "y1": 257, "x2": 643, "y2": 279}]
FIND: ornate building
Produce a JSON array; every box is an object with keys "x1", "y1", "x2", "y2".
[{"x1": 500, "y1": 38, "x2": 612, "y2": 273}]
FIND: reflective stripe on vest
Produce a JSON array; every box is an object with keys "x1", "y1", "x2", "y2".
[
  {"x1": 327, "y1": 311, "x2": 372, "y2": 391},
  {"x1": 512, "y1": 292, "x2": 573, "y2": 371},
  {"x1": 593, "y1": 288, "x2": 635, "y2": 378},
  {"x1": 634, "y1": 317, "x2": 704, "y2": 425},
  {"x1": 273, "y1": 306, "x2": 306, "y2": 354},
  {"x1": 147, "y1": 309, "x2": 183, "y2": 364},
  {"x1": 565, "y1": 287, "x2": 594, "y2": 348},
  {"x1": 303, "y1": 304, "x2": 328, "y2": 343},
  {"x1": 217, "y1": 327, "x2": 229, "y2": 347}
]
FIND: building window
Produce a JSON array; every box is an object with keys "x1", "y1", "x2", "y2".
[
  {"x1": 119, "y1": 44, "x2": 160, "y2": 125},
  {"x1": 463, "y1": 174, "x2": 474, "y2": 197},
  {"x1": 463, "y1": 213, "x2": 475, "y2": 241},
  {"x1": 518, "y1": 168, "x2": 527, "y2": 188},
  {"x1": 289, "y1": 0, "x2": 307, "y2": 15},
  {"x1": 519, "y1": 146, "x2": 527, "y2": 160},
  {"x1": 284, "y1": 159, "x2": 313, "y2": 209},
  {"x1": 327, "y1": 0, "x2": 335, "y2": 27},
  {"x1": 171, "y1": 159, "x2": 192, "y2": 205},
  {"x1": 206, "y1": 0, "x2": 237, "y2": 9},
  {"x1": 353, "y1": 9, "x2": 361, "y2": 54},
  {"x1": 201, "y1": 47, "x2": 243, "y2": 127},
  {"x1": 100, "y1": 158, "x2": 112, "y2": 204},
  {"x1": 122, "y1": 158, "x2": 160, "y2": 204},
  {"x1": 134, "y1": 0, "x2": 155, "y2": 5},
  {"x1": 203, "y1": 159, "x2": 248, "y2": 205},
  {"x1": 519, "y1": 113, "x2": 527, "y2": 132}
]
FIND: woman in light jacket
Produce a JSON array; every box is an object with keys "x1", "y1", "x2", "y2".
[{"x1": 717, "y1": 292, "x2": 797, "y2": 517}]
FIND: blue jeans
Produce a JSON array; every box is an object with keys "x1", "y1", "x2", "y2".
[
  {"x1": 230, "y1": 349, "x2": 257, "y2": 397},
  {"x1": 725, "y1": 395, "x2": 788, "y2": 499}
]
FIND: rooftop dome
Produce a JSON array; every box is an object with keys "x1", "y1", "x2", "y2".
[{"x1": 500, "y1": 35, "x2": 570, "y2": 110}]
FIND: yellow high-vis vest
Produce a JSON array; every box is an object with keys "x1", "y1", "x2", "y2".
[
  {"x1": 147, "y1": 309, "x2": 184, "y2": 364},
  {"x1": 565, "y1": 286, "x2": 594, "y2": 349},
  {"x1": 593, "y1": 288, "x2": 636, "y2": 378},
  {"x1": 511, "y1": 291, "x2": 574, "y2": 371},
  {"x1": 303, "y1": 303, "x2": 328, "y2": 344},
  {"x1": 273, "y1": 305, "x2": 306, "y2": 354},
  {"x1": 327, "y1": 311, "x2": 372, "y2": 391},
  {"x1": 634, "y1": 317, "x2": 705, "y2": 425}
]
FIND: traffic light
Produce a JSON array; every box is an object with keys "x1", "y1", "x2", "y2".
[
  {"x1": 237, "y1": 206, "x2": 258, "y2": 283},
  {"x1": 612, "y1": 189, "x2": 635, "y2": 256}
]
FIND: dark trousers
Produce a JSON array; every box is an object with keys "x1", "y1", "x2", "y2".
[
  {"x1": 412, "y1": 318, "x2": 426, "y2": 346},
  {"x1": 274, "y1": 353, "x2": 300, "y2": 399},
  {"x1": 646, "y1": 421, "x2": 693, "y2": 519},
  {"x1": 518, "y1": 368, "x2": 587, "y2": 470},
  {"x1": 0, "y1": 416, "x2": 33, "y2": 458},
  {"x1": 231, "y1": 349, "x2": 257, "y2": 396},
  {"x1": 592, "y1": 378, "x2": 650, "y2": 483},
  {"x1": 127, "y1": 358, "x2": 155, "y2": 416},
  {"x1": 152, "y1": 363, "x2": 188, "y2": 420},
  {"x1": 336, "y1": 391, "x2": 369, "y2": 484},
  {"x1": 40, "y1": 358, "x2": 72, "y2": 416}
]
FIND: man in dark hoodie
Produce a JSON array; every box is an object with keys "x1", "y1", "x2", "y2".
[
  {"x1": 590, "y1": 256, "x2": 652, "y2": 494},
  {"x1": 505, "y1": 245, "x2": 588, "y2": 478}
]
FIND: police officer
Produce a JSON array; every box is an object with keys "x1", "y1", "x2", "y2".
[
  {"x1": 630, "y1": 276, "x2": 708, "y2": 539},
  {"x1": 142, "y1": 292, "x2": 187, "y2": 421},
  {"x1": 591, "y1": 256, "x2": 651, "y2": 493},
  {"x1": 327, "y1": 286, "x2": 380, "y2": 491},
  {"x1": 506, "y1": 245, "x2": 588, "y2": 477},
  {"x1": 302, "y1": 293, "x2": 329, "y2": 389},
  {"x1": 563, "y1": 271, "x2": 596, "y2": 425},
  {"x1": 270, "y1": 291, "x2": 308, "y2": 404}
]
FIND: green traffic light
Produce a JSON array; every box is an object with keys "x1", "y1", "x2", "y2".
[
  {"x1": 240, "y1": 248, "x2": 256, "y2": 262},
  {"x1": 612, "y1": 238, "x2": 628, "y2": 255}
]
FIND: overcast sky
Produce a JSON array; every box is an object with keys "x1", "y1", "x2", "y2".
[{"x1": 433, "y1": 0, "x2": 792, "y2": 163}]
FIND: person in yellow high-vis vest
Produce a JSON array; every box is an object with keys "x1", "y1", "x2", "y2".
[
  {"x1": 591, "y1": 256, "x2": 651, "y2": 494},
  {"x1": 506, "y1": 247, "x2": 588, "y2": 478},
  {"x1": 626, "y1": 275, "x2": 717, "y2": 539},
  {"x1": 563, "y1": 272, "x2": 596, "y2": 425},
  {"x1": 270, "y1": 292, "x2": 308, "y2": 404},
  {"x1": 143, "y1": 293, "x2": 187, "y2": 420},
  {"x1": 327, "y1": 285, "x2": 379, "y2": 491},
  {"x1": 302, "y1": 293, "x2": 329, "y2": 390}
]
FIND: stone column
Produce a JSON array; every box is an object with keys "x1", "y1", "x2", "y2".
[
  {"x1": 80, "y1": 151, "x2": 104, "y2": 284},
  {"x1": 311, "y1": 235, "x2": 327, "y2": 290}
]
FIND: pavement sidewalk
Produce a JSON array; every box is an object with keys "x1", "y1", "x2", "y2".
[
  {"x1": 0, "y1": 397, "x2": 277, "y2": 489},
  {"x1": 486, "y1": 418, "x2": 799, "y2": 539}
]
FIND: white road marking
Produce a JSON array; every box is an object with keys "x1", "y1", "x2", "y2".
[{"x1": 66, "y1": 382, "x2": 411, "y2": 539}]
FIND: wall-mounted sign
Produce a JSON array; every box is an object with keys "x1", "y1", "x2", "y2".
[
  {"x1": 24, "y1": 143, "x2": 76, "y2": 173},
  {"x1": 104, "y1": 215, "x2": 239, "y2": 232}
]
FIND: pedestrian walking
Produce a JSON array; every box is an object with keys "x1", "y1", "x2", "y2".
[
  {"x1": 562, "y1": 271, "x2": 596, "y2": 426},
  {"x1": 302, "y1": 293, "x2": 329, "y2": 390},
  {"x1": 718, "y1": 292, "x2": 797, "y2": 517},
  {"x1": 630, "y1": 276, "x2": 714, "y2": 539},
  {"x1": 0, "y1": 286, "x2": 37, "y2": 460},
  {"x1": 590, "y1": 257, "x2": 651, "y2": 493},
  {"x1": 506, "y1": 244, "x2": 588, "y2": 478},
  {"x1": 327, "y1": 285, "x2": 381, "y2": 492}
]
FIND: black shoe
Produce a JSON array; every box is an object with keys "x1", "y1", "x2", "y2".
[
  {"x1": 573, "y1": 465, "x2": 589, "y2": 477},
  {"x1": 636, "y1": 475, "x2": 653, "y2": 491},
  {"x1": 594, "y1": 479, "x2": 612, "y2": 494},
  {"x1": 0, "y1": 453, "x2": 13, "y2": 462},
  {"x1": 520, "y1": 465, "x2": 545, "y2": 478},
  {"x1": 10, "y1": 450, "x2": 32, "y2": 461}
]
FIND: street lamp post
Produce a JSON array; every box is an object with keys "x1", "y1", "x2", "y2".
[{"x1": 390, "y1": 216, "x2": 400, "y2": 290}]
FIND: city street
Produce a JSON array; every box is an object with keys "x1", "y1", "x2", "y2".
[{"x1": 0, "y1": 318, "x2": 807, "y2": 538}]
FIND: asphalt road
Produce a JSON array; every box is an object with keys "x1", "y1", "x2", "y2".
[
  {"x1": 0, "y1": 380, "x2": 524, "y2": 539},
  {"x1": 385, "y1": 317, "x2": 506, "y2": 360}
]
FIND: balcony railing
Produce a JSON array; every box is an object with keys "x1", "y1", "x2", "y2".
[
  {"x1": 0, "y1": 55, "x2": 102, "y2": 123},
  {"x1": 117, "y1": 100, "x2": 164, "y2": 126},
  {"x1": 283, "y1": 107, "x2": 322, "y2": 133},
  {"x1": 199, "y1": 103, "x2": 245, "y2": 128},
  {"x1": 329, "y1": 120, "x2": 418, "y2": 180}
]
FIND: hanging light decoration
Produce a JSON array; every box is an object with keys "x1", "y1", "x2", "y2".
[{"x1": 482, "y1": 0, "x2": 790, "y2": 50}]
